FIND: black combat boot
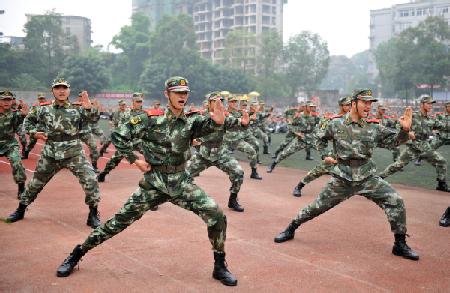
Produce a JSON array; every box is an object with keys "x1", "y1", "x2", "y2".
[
  {"x1": 439, "y1": 207, "x2": 450, "y2": 227},
  {"x1": 97, "y1": 172, "x2": 106, "y2": 182},
  {"x1": 6, "y1": 203, "x2": 27, "y2": 223},
  {"x1": 228, "y1": 193, "x2": 244, "y2": 212},
  {"x1": 21, "y1": 149, "x2": 29, "y2": 159},
  {"x1": 212, "y1": 252, "x2": 237, "y2": 286},
  {"x1": 436, "y1": 180, "x2": 450, "y2": 192},
  {"x1": 17, "y1": 182, "x2": 25, "y2": 199},
  {"x1": 56, "y1": 245, "x2": 85, "y2": 277},
  {"x1": 292, "y1": 182, "x2": 305, "y2": 197},
  {"x1": 392, "y1": 234, "x2": 419, "y2": 261},
  {"x1": 263, "y1": 145, "x2": 269, "y2": 154},
  {"x1": 305, "y1": 149, "x2": 313, "y2": 160},
  {"x1": 250, "y1": 167, "x2": 262, "y2": 180},
  {"x1": 266, "y1": 161, "x2": 276, "y2": 173},
  {"x1": 92, "y1": 161, "x2": 99, "y2": 173},
  {"x1": 274, "y1": 221, "x2": 299, "y2": 243},
  {"x1": 86, "y1": 206, "x2": 101, "y2": 228}
]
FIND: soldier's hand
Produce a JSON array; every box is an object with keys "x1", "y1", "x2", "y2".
[
  {"x1": 210, "y1": 99, "x2": 225, "y2": 125},
  {"x1": 241, "y1": 110, "x2": 250, "y2": 126},
  {"x1": 408, "y1": 131, "x2": 416, "y2": 140},
  {"x1": 399, "y1": 107, "x2": 412, "y2": 131},
  {"x1": 324, "y1": 157, "x2": 337, "y2": 165},
  {"x1": 34, "y1": 132, "x2": 48, "y2": 141},
  {"x1": 251, "y1": 112, "x2": 257, "y2": 120},
  {"x1": 192, "y1": 139, "x2": 201, "y2": 146},
  {"x1": 80, "y1": 91, "x2": 92, "y2": 110},
  {"x1": 20, "y1": 103, "x2": 29, "y2": 116},
  {"x1": 295, "y1": 132, "x2": 303, "y2": 138},
  {"x1": 133, "y1": 159, "x2": 151, "y2": 173}
]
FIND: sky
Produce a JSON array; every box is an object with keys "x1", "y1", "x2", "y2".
[{"x1": 0, "y1": 0, "x2": 403, "y2": 57}]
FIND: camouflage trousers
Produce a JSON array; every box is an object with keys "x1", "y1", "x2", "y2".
[
  {"x1": 301, "y1": 162, "x2": 333, "y2": 185},
  {"x1": 90, "y1": 124, "x2": 104, "y2": 138},
  {"x1": 274, "y1": 138, "x2": 305, "y2": 164},
  {"x1": 20, "y1": 154, "x2": 100, "y2": 207},
  {"x1": 225, "y1": 140, "x2": 258, "y2": 168},
  {"x1": 81, "y1": 170, "x2": 226, "y2": 253},
  {"x1": 254, "y1": 127, "x2": 269, "y2": 147},
  {"x1": 273, "y1": 134, "x2": 295, "y2": 157},
  {"x1": 26, "y1": 136, "x2": 38, "y2": 153},
  {"x1": 294, "y1": 176, "x2": 407, "y2": 234},
  {"x1": 102, "y1": 151, "x2": 124, "y2": 174},
  {"x1": 380, "y1": 145, "x2": 447, "y2": 181},
  {"x1": 80, "y1": 133, "x2": 99, "y2": 165},
  {"x1": 0, "y1": 143, "x2": 26, "y2": 184},
  {"x1": 187, "y1": 151, "x2": 244, "y2": 194},
  {"x1": 16, "y1": 132, "x2": 27, "y2": 150},
  {"x1": 244, "y1": 133, "x2": 260, "y2": 153}
]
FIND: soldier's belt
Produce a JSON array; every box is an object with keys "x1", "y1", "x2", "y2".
[
  {"x1": 47, "y1": 134, "x2": 80, "y2": 142},
  {"x1": 337, "y1": 159, "x2": 368, "y2": 167},
  {"x1": 202, "y1": 142, "x2": 221, "y2": 148},
  {"x1": 152, "y1": 163, "x2": 186, "y2": 174}
]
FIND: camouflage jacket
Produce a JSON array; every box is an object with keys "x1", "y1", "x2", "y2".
[
  {"x1": 375, "y1": 114, "x2": 398, "y2": 129},
  {"x1": 72, "y1": 102, "x2": 101, "y2": 134},
  {"x1": 111, "y1": 108, "x2": 222, "y2": 166},
  {"x1": 249, "y1": 112, "x2": 270, "y2": 129},
  {"x1": 289, "y1": 114, "x2": 320, "y2": 144},
  {"x1": 284, "y1": 108, "x2": 297, "y2": 120},
  {"x1": 435, "y1": 112, "x2": 449, "y2": 140},
  {"x1": 318, "y1": 113, "x2": 409, "y2": 182},
  {"x1": 196, "y1": 110, "x2": 241, "y2": 160},
  {"x1": 0, "y1": 109, "x2": 25, "y2": 154},
  {"x1": 223, "y1": 110, "x2": 246, "y2": 143},
  {"x1": 24, "y1": 100, "x2": 98, "y2": 160},
  {"x1": 407, "y1": 111, "x2": 441, "y2": 152},
  {"x1": 111, "y1": 109, "x2": 131, "y2": 128}
]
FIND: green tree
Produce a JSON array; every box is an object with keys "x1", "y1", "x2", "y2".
[
  {"x1": 111, "y1": 12, "x2": 152, "y2": 88},
  {"x1": 257, "y1": 29, "x2": 283, "y2": 78},
  {"x1": 283, "y1": 31, "x2": 329, "y2": 99},
  {"x1": 59, "y1": 49, "x2": 110, "y2": 95}
]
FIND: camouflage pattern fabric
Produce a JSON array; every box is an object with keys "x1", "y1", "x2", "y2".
[
  {"x1": 20, "y1": 154, "x2": 99, "y2": 207},
  {"x1": 0, "y1": 109, "x2": 26, "y2": 183},
  {"x1": 272, "y1": 134, "x2": 296, "y2": 157},
  {"x1": 290, "y1": 113, "x2": 410, "y2": 234},
  {"x1": 379, "y1": 111, "x2": 447, "y2": 181},
  {"x1": 187, "y1": 111, "x2": 244, "y2": 194},
  {"x1": 301, "y1": 161, "x2": 333, "y2": 184},
  {"x1": 273, "y1": 137, "x2": 305, "y2": 164},
  {"x1": 80, "y1": 132, "x2": 99, "y2": 164},
  {"x1": 21, "y1": 100, "x2": 100, "y2": 207},
  {"x1": 80, "y1": 108, "x2": 227, "y2": 253},
  {"x1": 293, "y1": 176, "x2": 407, "y2": 234}
]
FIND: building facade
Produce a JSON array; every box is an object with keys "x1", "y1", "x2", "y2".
[
  {"x1": 369, "y1": 0, "x2": 450, "y2": 78},
  {"x1": 132, "y1": 0, "x2": 287, "y2": 69}
]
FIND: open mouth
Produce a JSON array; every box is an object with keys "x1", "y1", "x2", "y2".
[{"x1": 177, "y1": 99, "x2": 186, "y2": 106}]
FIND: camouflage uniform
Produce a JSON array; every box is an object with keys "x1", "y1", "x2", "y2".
[
  {"x1": 99, "y1": 103, "x2": 131, "y2": 155},
  {"x1": 271, "y1": 108, "x2": 298, "y2": 158},
  {"x1": 431, "y1": 106, "x2": 450, "y2": 151},
  {"x1": 269, "y1": 106, "x2": 320, "y2": 170},
  {"x1": 0, "y1": 92, "x2": 27, "y2": 186},
  {"x1": 82, "y1": 107, "x2": 227, "y2": 253},
  {"x1": 251, "y1": 111, "x2": 270, "y2": 152},
  {"x1": 11, "y1": 101, "x2": 28, "y2": 152},
  {"x1": 379, "y1": 103, "x2": 448, "y2": 186},
  {"x1": 376, "y1": 112, "x2": 401, "y2": 161},
  {"x1": 20, "y1": 99, "x2": 100, "y2": 208},
  {"x1": 294, "y1": 112, "x2": 410, "y2": 233},
  {"x1": 186, "y1": 108, "x2": 244, "y2": 199}
]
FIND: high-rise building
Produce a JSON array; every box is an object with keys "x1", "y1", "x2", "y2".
[
  {"x1": 133, "y1": 0, "x2": 287, "y2": 70},
  {"x1": 26, "y1": 14, "x2": 92, "y2": 51},
  {"x1": 369, "y1": 0, "x2": 450, "y2": 78}
]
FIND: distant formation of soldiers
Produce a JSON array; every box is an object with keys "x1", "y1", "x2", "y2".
[{"x1": 1, "y1": 78, "x2": 449, "y2": 286}]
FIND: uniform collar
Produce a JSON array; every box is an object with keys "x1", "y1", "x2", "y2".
[
  {"x1": 166, "y1": 107, "x2": 187, "y2": 122},
  {"x1": 344, "y1": 113, "x2": 366, "y2": 127},
  {"x1": 52, "y1": 100, "x2": 70, "y2": 109}
]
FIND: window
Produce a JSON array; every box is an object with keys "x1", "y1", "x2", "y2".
[
  {"x1": 399, "y1": 10, "x2": 409, "y2": 17},
  {"x1": 443, "y1": 7, "x2": 448, "y2": 14}
]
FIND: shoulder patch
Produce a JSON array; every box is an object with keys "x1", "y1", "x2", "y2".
[
  {"x1": 40, "y1": 101, "x2": 52, "y2": 106},
  {"x1": 366, "y1": 118, "x2": 380, "y2": 124},
  {"x1": 145, "y1": 109, "x2": 164, "y2": 116},
  {"x1": 130, "y1": 116, "x2": 142, "y2": 125}
]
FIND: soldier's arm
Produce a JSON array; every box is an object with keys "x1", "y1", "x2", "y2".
[
  {"x1": 23, "y1": 106, "x2": 40, "y2": 135},
  {"x1": 190, "y1": 114, "x2": 223, "y2": 139},
  {"x1": 316, "y1": 121, "x2": 333, "y2": 159},
  {"x1": 376, "y1": 124, "x2": 409, "y2": 148},
  {"x1": 79, "y1": 107, "x2": 99, "y2": 123},
  {"x1": 111, "y1": 114, "x2": 148, "y2": 164}
]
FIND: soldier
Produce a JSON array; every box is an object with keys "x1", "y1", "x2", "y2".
[
  {"x1": 6, "y1": 78, "x2": 101, "y2": 228},
  {"x1": 22, "y1": 93, "x2": 49, "y2": 159},
  {"x1": 98, "y1": 99, "x2": 130, "y2": 157},
  {"x1": 375, "y1": 105, "x2": 401, "y2": 162},
  {"x1": 267, "y1": 101, "x2": 320, "y2": 173},
  {"x1": 292, "y1": 96, "x2": 351, "y2": 197},
  {"x1": 250, "y1": 101, "x2": 270, "y2": 154},
  {"x1": 223, "y1": 96, "x2": 262, "y2": 180},
  {"x1": 431, "y1": 101, "x2": 450, "y2": 152},
  {"x1": 97, "y1": 94, "x2": 145, "y2": 182},
  {"x1": 74, "y1": 91, "x2": 101, "y2": 172},
  {"x1": 11, "y1": 97, "x2": 28, "y2": 155},
  {"x1": 271, "y1": 102, "x2": 305, "y2": 159},
  {"x1": 55, "y1": 77, "x2": 237, "y2": 286},
  {"x1": 187, "y1": 91, "x2": 250, "y2": 212},
  {"x1": 379, "y1": 95, "x2": 449, "y2": 192},
  {"x1": 241, "y1": 99, "x2": 261, "y2": 163},
  {"x1": 0, "y1": 90, "x2": 28, "y2": 197},
  {"x1": 274, "y1": 89, "x2": 419, "y2": 261}
]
